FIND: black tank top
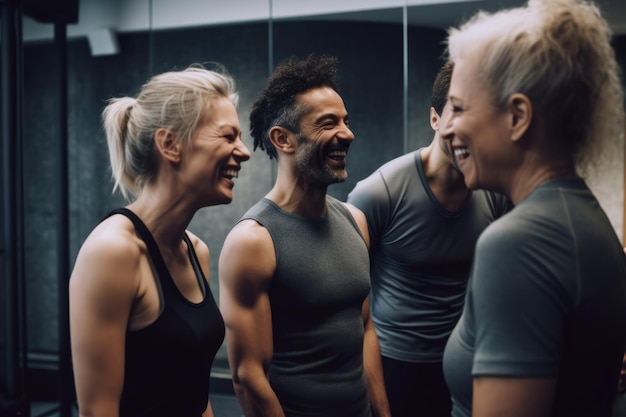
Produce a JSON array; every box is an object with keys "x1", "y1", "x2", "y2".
[{"x1": 105, "y1": 208, "x2": 225, "y2": 417}]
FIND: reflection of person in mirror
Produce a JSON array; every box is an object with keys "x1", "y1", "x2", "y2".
[
  {"x1": 219, "y1": 54, "x2": 391, "y2": 417},
  {"x1": 347, "y1": 61, "x2": 511, "y2": 417},
  {"x1": 69, "y1": 65, "x2": 251, "y2": 417},
  {"x1": 440, "y1": 0, "x2": 626, "y2": 416}
]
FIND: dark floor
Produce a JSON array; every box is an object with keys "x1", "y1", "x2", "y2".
[{"x1": 30, "y1": 394, "x2": 243, "y2": 417}]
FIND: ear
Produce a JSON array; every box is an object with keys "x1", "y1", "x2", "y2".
[
  {"x1": 154, "y1": 128, "x2": 182, "y2": 163},
  {"x1": 269, "y1": 126, "x2": 295, "y2": 155},
  {"x1": 429, "y1": 107, "x2": 440, "y2": 131},
  {"x1": 508, "y1": 93, "x2": 532, "y2": 142}
]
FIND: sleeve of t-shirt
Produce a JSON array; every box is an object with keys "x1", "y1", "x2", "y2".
[
  {"x1": 470, "y1": 218, "x2": 572, "y2": 377},
  {"x1": 347, "y1": 171, "x2": 391, "y2": 247}
]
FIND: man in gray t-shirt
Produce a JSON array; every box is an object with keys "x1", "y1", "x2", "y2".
[{"x1": 348, "y1": 62, "x2": 510, "y2": 417}]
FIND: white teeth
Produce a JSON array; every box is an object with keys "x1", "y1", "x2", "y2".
[
  {"x1": 327, "y1": 150, "x2": 347, "y2": 159},
  {"x1": 222, "y1": 169, "x2": 238, "y2": 179},
  {"x1": 454, "y1": 148, "x2": 469, "y2": 159}
]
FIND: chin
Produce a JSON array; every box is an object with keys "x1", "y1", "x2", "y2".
[{"x1": 207, "y1": 193, "x2": 233, "y2": 207}]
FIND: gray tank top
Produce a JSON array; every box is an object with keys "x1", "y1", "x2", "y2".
[{"x1": 241, "y1": 196, "x2": 372, "y2": 417}]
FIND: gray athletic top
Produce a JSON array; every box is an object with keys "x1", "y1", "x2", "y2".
[
  {"x1": 443, "y1": 178, "x2": 626, "y2": 417},
  {"x1": 348, "y1": 149, "x2": 510, "y2": 362},
  {"x1": 241, "y1": 196, "x2": 372, "y2": 417}
]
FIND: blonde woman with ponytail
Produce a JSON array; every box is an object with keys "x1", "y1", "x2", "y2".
[{"x1": 69, "y1": 65, "x2": 250, "y2": 417}]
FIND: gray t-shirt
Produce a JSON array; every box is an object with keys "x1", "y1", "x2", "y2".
[
  {"x1": 348, "y1": 149, "x2": 510, "y2": 362},
  {"x1": 443, "y1": 178, "x2": 626, "y2": 417}
]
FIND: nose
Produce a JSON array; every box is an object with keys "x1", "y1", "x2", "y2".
[
  {"x1": 235, "y1": 138, "x2": 251, "y2": 161},
  {"x1": 337, "y1": 123, "x2": 355, "y2": 143}
]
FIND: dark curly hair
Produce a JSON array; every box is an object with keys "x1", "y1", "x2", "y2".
[{"x1": 249, "y1": 54, "x2": 339, "y2": 159}]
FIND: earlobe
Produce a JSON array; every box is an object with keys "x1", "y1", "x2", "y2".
[
  {"x1": 509, "y1": 93, "x2": 532, "y2": 142},
  {"x1": 154, "y1": 128, "x2": 181, "y2": 163},
  {"x1": 269, "y1": 126, "x2": 294, "y2": 154}
]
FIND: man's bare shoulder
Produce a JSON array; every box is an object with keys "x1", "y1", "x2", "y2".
[
  {"x1": 220, "y1": 219, "x2": 275, "y2": 285},
  {"x1": 226, "y1": 218, "x2": 273, "y2": 246}
]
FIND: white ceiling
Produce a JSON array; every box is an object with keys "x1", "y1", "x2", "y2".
[{"x1": 22, "y1": 0, "x2": 626, "y2": 42}]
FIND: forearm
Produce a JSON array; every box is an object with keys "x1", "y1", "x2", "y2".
[
  {"x1": 363, "y1": 328, "x2": 391, "y2": 417},
  {"x1": 76, "y1": 399, "x2": 119, "y2": 417},
  {"x1": 233, "y1": 376, "x2": 286, "y2": 417}
]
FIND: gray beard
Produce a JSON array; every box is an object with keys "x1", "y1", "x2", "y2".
[{"x1": 294, "y1": 136, "x2": 347, "y2": 185}]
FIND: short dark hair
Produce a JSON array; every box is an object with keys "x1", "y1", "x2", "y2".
[
  {"x1": 430, "y1": 61, "x2": 454, "y2": 116},
  {"x1": 249, "y1": 54, "x2": 340, "y2": 159}
]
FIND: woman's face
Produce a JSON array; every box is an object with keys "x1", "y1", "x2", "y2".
[
  {"x1": 441, "y1": 56, "x2": 515, "y2": 193},
  {"x1": 184, "y1": 96, "x2": 250, "y2": 206}
]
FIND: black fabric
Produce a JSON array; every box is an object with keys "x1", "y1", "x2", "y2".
[
  {"x1": 382, "y1": 355, "x2": 451, "y2": 417},
  {"x1": 106, "y1": 208, "x2": 225, "y2": 417}
]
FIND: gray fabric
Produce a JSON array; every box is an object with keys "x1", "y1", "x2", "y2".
[
  {"x1": 443, "y1": 178, "x2": 626, "y2": 417},
  {"x1": 348, "y1": 149, "x2": 509, "y2": 362},
  {"x1": 241, "y1": 196, "x2": 372, "y2": 417}
]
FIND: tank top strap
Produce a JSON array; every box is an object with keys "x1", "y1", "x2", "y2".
[
  {"x1": 104, "y1": 208, "x2": 170, "y2": 289},
  {"x1": 104, "y1": 208, "x2": 207, "y2": 300},
  {"x1": 182, "y1": 232, "x2": 208, "y2": 298}
]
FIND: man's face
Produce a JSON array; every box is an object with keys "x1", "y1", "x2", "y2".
[{"x1": 293, "y1": 87, "x2": 355, "y2": 186}]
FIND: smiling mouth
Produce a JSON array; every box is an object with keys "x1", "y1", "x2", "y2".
[
  {"x1": 221, "y1": 168, "x2": 239, "y2": 179},
  {"x1": 454, "y1": 147, "x2": 469, "y2": 161},
  {"x1": 327, "y1": 149, "x2": 348, "y2": 161}
]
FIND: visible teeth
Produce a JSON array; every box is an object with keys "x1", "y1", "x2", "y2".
[
  {"x1": 327, "y1": 150, "x2": 347, "y2": 158},
  {"x1": 454, "y1": 148, "x2": 469, "y2": 159},
  {"x1": 222, "y1": 169, "x2": 238, "y2": 179}
]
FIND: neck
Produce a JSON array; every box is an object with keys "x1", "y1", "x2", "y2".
[
  {"x1": 509, "y1": 164, "x2": 576, "y2": 205},
  {"x1": 267, "y1": 179, "x2": 328, "y2": 219},
  {"x1": 127, "y1": 192, "x2": 194, "y2": 250}
]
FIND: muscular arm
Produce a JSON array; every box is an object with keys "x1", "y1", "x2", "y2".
[
  {"x1": 473, "y1": 376, "x2": 556, "y2": 417},
  {"x1": 69, "y1": 220, "x2": 141, "y2": 417},
  {"x1": 218, "y1": 220, "x2": 284, "y2": 417},
  {"x1": 345, "y1": 203, "x2": 391, "y2": 417}
]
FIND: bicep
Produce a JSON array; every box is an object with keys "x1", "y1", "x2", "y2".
[
  {"x1": 69, "y1": 235, "x2": 139, "y2": 414},
  {"x1": 218, "y1": 222, "x2": 275, "y2": 379},
  {"x1": 473, "y1": 376, "x2": 556, "y2": 417}
]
